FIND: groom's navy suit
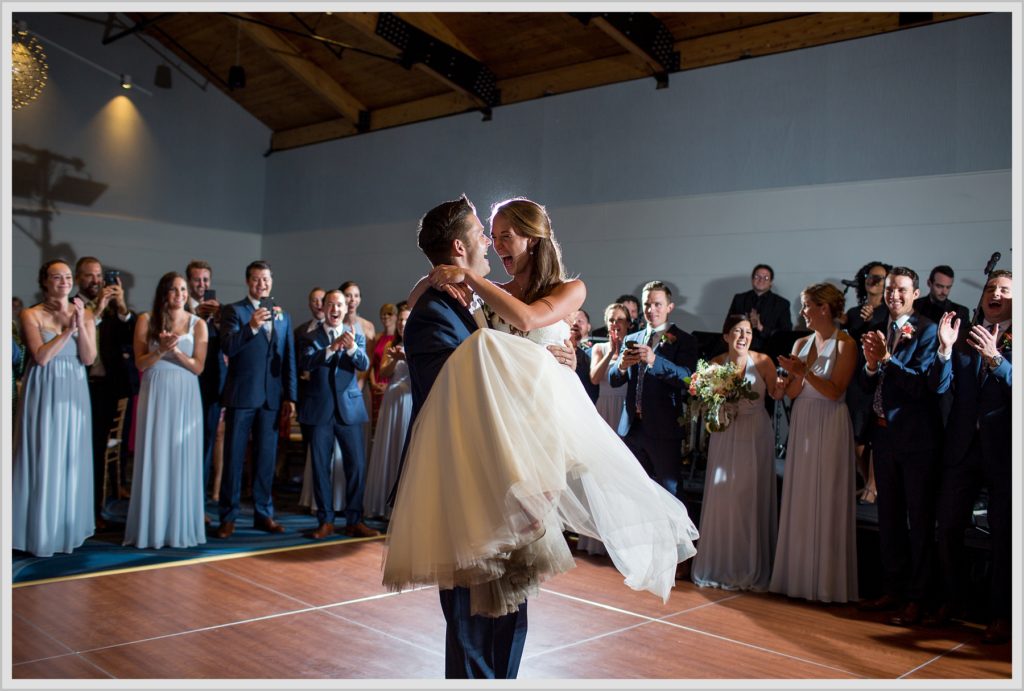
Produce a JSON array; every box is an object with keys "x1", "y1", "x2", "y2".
[
  {"x1": 297, "y1": 324, "x2": 370, "y2": 528},
  {"x1": 219, "y1": 298, "x2": 297, "y2": 525},
  {"x1": 403, "y1": 288, "x2": 527, "y2": 680}
]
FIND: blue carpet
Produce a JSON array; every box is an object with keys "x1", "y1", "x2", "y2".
[{"x1": 12, "y1": 497, "x2": 388, "y2": 585}]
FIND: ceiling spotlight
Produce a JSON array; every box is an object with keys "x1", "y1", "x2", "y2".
[
  {"x1": 120, "y1": 73, "x2": 132, "y2": 89},
  {"x1": 154, "y1": 64, "x2": 172, "y2": 89}
]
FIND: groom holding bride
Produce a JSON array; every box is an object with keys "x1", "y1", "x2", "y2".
[{"x1": 384, "y1": 194, "x2": 698, "y2": 679}]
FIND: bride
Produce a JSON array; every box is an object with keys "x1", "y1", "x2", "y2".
[{"x1": 383, "y1": 197, "x2": 698, "y2": 617}]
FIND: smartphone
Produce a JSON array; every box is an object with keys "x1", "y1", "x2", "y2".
[
  {"x1": 259, "y1": 296, "x2": 275, "y2": 311},
  {"x1": 104, "y1": 269, "x2": 120, "y2": 285},
  {"x1": 203, "y1": 289, "x2": 217, "y2": 301},
  {"x1": 626, "y1": 341, "x2": 639, "y2": 351}
]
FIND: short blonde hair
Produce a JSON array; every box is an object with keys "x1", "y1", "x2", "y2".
[{"x1": 801, "y1": 282, "x2": 845, "y2": 319}]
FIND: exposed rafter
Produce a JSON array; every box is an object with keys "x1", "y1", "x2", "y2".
[
  {"x1": 574, "y1": 13, "x2": 679, "y2": 88},
  {"x1": 234, "y1": 12, "x2": 367, "y2": 131},
  {"x1": 335, "y1": 12, "x2": 498, "y2": 116}
]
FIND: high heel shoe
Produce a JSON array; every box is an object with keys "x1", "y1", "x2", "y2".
[{"x1": 857, "y1": 487, "x2": 877, "y2": 504}]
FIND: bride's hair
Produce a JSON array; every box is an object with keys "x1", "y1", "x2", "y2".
[{"x1": 489, "y1": 198, "x2": 567, "y2": 304}]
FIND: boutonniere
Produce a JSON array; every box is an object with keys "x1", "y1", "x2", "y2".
[
  {"x1": 272, "y1": 306, "x2": 284, "y2": 322},
  {"x1": 899, "y1": 323, "x2": 915, "y2": 341},
  {"x1": 1000, "y1": 331, "x2": 1012, "y2": 352},
  {"x1": 660, "y1": 331, "x2": 677, "y2": 346}
]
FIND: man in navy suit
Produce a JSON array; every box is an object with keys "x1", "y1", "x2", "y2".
[
  {"x1": 186, "y1": 260, "x2": 227, "y2": 504},
  {"x1": 297, "y1": 289, "x2": 378, "y2": 539},
  {"x1": 610, "y1": 280, "x2": 698, "y2": 498},
  {"x1": 856, "y1": 266, "x2": 939, "y2": 626},
  {"x1": 216, "y1": 260, "x2": 297, "y2": 538},
  {"x1": 927, "y1": 270, "x2": 1012, "y2": 643},
  {"x1": 402, "y1": 195, "x2": 584, "y2": 679}
]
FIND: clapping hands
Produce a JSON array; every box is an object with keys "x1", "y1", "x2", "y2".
[
  {"x1": 331, "y1": 328, "x2": 355, "y2": 353},
  {"x1": 861, "y1": 330, "x2": 888, "y2": 370},
  {"x1": 158, "y1": 331, "x2": 179, "y2": 355}
]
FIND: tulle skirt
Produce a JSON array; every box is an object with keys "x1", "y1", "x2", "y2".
[{"x1": 383, "y1": 329, "x2": 698, "y2": 617}]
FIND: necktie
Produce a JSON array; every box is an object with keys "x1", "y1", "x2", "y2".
[
  {"x1": 635, "y1": 330, "x2": 657, "y2": 416},
  {"x1": 871, "y1": 324, "x2": 898, "y2": 419}
]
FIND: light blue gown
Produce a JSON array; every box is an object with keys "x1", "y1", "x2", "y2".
[
  {"x1": 12, "y1": 329, "x2": 95, "y2": 557},
  {"x1": 124, "y1": 315, "x2": 206, "y2": 549},
  {"x1": 364, "y1": 359, "x2": 412, "y2": 518}
]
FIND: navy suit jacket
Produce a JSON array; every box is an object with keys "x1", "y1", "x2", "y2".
[
  {"x1": 609, "y1": 324, "x2": 698, "y2": 439},
  {"x1": 220, "y1": 298, "x2": 298, "y2": 409},
  {"x1": 929, "y1": 329, "x2": 1012, "y2": 467},
  {"x1": 858, "y1": 313, "x2": 940, "y2": 451},
  {"x1": 296, "y1": 324, "x2": 370, "y2": 426},
  {"x1": 403, "y1": 289, "x2": 479, "y2": 422}
]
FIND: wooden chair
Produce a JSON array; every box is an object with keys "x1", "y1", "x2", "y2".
[{"x1": 103, "y1": 397, "x2": 129, "y2": 503}]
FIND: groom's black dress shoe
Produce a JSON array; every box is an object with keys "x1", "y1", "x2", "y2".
[{"x1": 857, "y1": 594, "x2": 901, "y2": 612}]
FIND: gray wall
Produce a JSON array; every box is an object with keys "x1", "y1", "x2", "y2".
[
  {"x1": 11, "y1": 12, "x2": 268, "y2": 309},
  {"x1": 10, "y1": 13, "x2": 1012, "y2": 333},
  {"x1": 262, "y1": 12, "x2": 1012, "y2": 331}
]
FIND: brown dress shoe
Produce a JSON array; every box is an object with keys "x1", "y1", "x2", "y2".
[
  {"x1": 889, "y1": 601, "x2": 923, "y2": 627},
  {"x1": 922, "y1": 603, "x2": 957, "y2": 627},
  {"x1": 215, "y1": 521, "x2": 235, "y2": 539},
  {"x1": 982, "y1": 618, "x2": 1011, "y2": 644},
  {"x1": 857, "y1": 594, "x2": 902, "y2": 612},
  {"x1": 345, "y1": 522, "x2": 381, "y2": 538},
  {"x1": 254, "y1": 517, "x2": 286, "y2": 533},
  {"x1": 310, "y1": 523, "x2": 335, "y2": 539}
]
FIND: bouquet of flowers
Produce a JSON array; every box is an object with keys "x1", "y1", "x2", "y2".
[{"x1": 683, "y1": 359, "x2": 760, "y2": 433}]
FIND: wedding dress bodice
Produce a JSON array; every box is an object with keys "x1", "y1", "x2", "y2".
[{"x1": 489, "y1": 311, "x2": 570, "y2": 347}]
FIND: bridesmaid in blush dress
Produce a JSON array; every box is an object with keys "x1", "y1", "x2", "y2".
[
  {"x1": 124, "y1": 272, "x2": 208, "y2": 549},
  {"x1": 13, "y1": 260, "x2": 98, "y2": 557},
  {"x1": 770, "y1": 283, "x2": 859, "y2": 603},
  {"x1": 691, "y1": 314, "x2": 782, "y2": 591}
]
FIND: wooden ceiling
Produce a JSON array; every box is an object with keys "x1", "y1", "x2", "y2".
[{"x1": 109, "y1": 11, "x2": 978, "y2": 153}]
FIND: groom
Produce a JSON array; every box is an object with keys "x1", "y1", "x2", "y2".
[{"x1": 402, "y1": 195, "x2": 572, "y2": 679}]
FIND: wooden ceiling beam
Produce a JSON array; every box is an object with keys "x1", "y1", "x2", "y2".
[
  {"x1": 235, "y1": 12, "x2": 366, "y2": 127},
  {"x1": 333, "y1": 12, "x2": 495, "y2": 112},
  {"x1": 580, "y1": 13, "x2": 679, "y2": 87},
  {"x1": 270, "y1": 11, "x2": 977, "y2": 152}
]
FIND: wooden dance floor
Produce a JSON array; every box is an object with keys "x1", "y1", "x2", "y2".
[{"x1": 11, "y1": 537, "x2": 1012, "y2": 682}]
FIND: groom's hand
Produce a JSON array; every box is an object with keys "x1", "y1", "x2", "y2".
[{"x1": 547, "y1": 339, "x2": 576, "y2": 370}]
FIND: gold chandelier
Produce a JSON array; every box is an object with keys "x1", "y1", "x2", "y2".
[{"x1": 12, "y1": 22, "x2": 48, "y2": 110}]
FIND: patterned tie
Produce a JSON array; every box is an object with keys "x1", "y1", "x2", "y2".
[
  {"x1": 872, "y1": 322, "x2": 899, "y2": 418},
  {"x1": 634, "y1": 330, "x2": 658, "y2": 417}
]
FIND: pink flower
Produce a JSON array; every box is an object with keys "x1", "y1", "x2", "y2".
[{"x1": 899, "y1": 323, "x2": 915, "y2": 340}]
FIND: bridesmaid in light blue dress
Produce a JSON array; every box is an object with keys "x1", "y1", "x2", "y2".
[
  {"x1": 13, "y1": 260, "x2": 97, "y2": 557},
  {"x1": 124, "y1": 272, "x2": 208, "y2": 549},
  {"x1": 691, "y1": 315, "x2": 781, "y2": 592}
]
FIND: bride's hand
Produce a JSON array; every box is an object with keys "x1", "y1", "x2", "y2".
[{"x1": 428, "y1": 265, "x2": 466, "y2": 289}]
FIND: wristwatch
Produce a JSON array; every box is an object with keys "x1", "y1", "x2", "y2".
[{"x1": 987, "y1": 354, "x2": 1004, "y2": 369}]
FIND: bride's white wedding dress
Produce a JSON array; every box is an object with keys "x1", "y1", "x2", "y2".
[{"x1": 382, "y1": 315, "x2": 698, "y2": 617}]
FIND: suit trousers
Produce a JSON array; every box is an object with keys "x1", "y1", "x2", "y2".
[
  {"x1": 872, "y1": 433, "x2": 937, "y2": 602},
  {"x1": 200, "y1": 397, "x2": 222, "y2": 499},
  {"x1": 301, "y1": 418, "x2": 367, "y2": 526},
  {"x1": 439, "y1": 587, "x2": 528, "y2": 679},
  {"x1": 623, "y1": 418, "x2": 683, "y2": 498},
  {"x1": 934, "y1": 432, "x2": 1010, "y2": 620},
  {"x1": 220, "y1": 406, "x2": 280, "y2": 524}
]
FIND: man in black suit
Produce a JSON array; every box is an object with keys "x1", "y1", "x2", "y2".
[
  {"x1": 610, "y1": 281, "x2": 698, "y2": 498},
  {"x1": 926, "y1": 270, "x2": 1012, "y2": 643},
  {"x1": 856, "y1": 266, "x2": 940, "y2": 626},
  {"x1": 913, "y1": 265, "x2": 971, "y2": 326},
  {"x1": 727, "y1": 264, "x2": 792, "y2": 353},
  {"x1": 186, "y1": 260, "x2": 227, "y2": 504},
  {"x1": 570, "y1": 309, "x2": 599, "y2": 403},
  {"x1": 75, "y1": 256, "x2": 137, "y2": 529}
]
